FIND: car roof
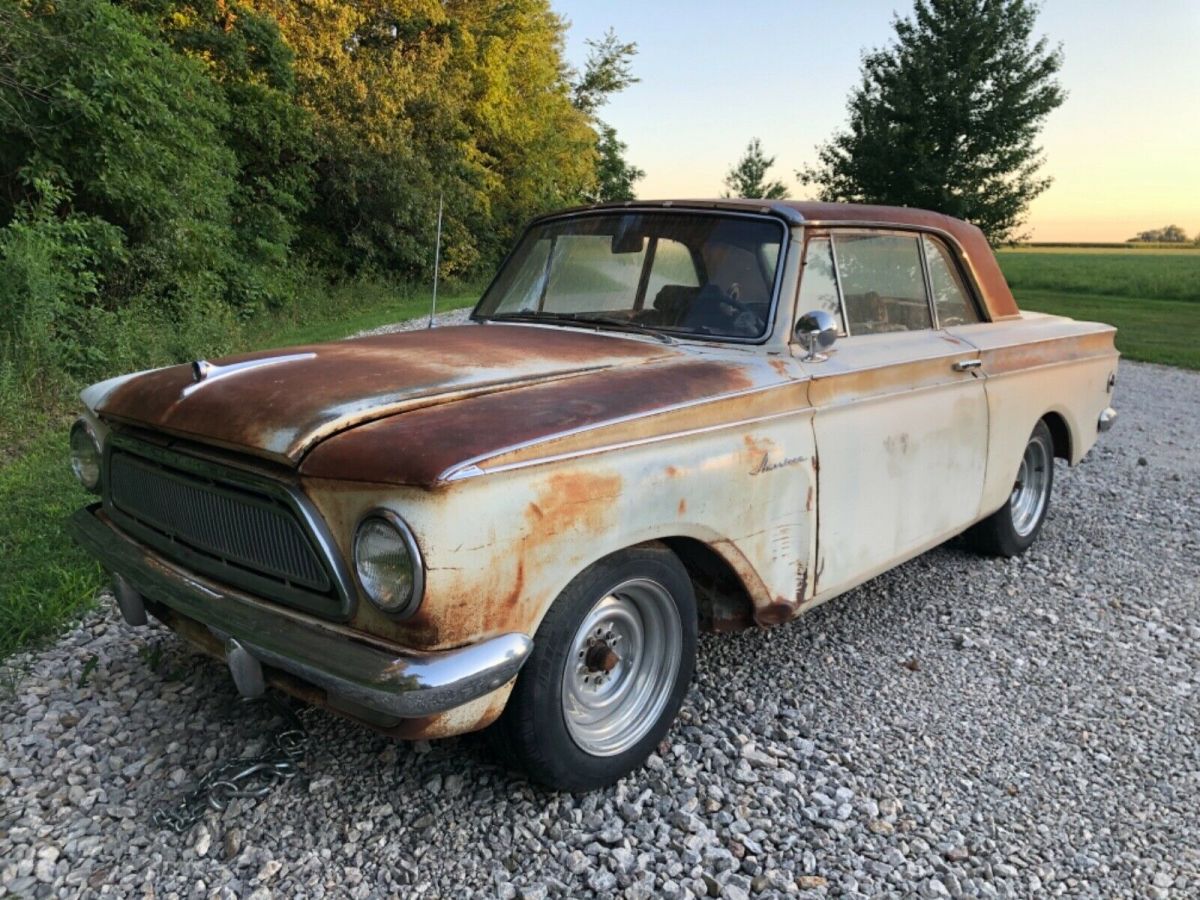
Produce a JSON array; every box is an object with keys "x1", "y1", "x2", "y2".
[{"x1": 537, "y1": 199, "x2": 1020, "y2": 321}]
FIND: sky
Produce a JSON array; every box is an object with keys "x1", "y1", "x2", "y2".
[{"x1": 552, "y1": 1, "x2": 1200, "y2": 242}]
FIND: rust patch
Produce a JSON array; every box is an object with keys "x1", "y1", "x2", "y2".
[
  {"x1": 665, "y1": 465, "x2": 679, "y2": 478},
  {"x1": 677, "y1": 498, "x2": 687, "y2": 516},
  {"x1": 769, "y1": 358, "x2": 790, "y2": 376},
  {"x1": 805, "y1": 485, "x2": 814, "y2": 512},
  {"x1": 531, "y1": 470, "x2": 623, "y2": 536},
  {"x1": 527, "y1": 502, "x2": 544, "y2": 521},
  {"x1": 755, "y1": 600, "x2": 795, "y2": 626},
  {"x1": 500, "y1": 559, "x2": 526, "y2": 610},
  {"x1": 743, "y1": 433, "x2": 770, "y2": 459},
  {"x1": 303, "y1": 357, "x2": 756, "y2": 488},
  {"x1": 99, "y1": 324, "x2": 675, "y2": 465}
]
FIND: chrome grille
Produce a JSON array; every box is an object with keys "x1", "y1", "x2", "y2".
[{"x1": 105, "y1": 440, "x2": 348, "y2": 617}]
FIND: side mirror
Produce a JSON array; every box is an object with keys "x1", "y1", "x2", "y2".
[{"x1": 794, "y1": 309, "x2": 838, "y2": 361}]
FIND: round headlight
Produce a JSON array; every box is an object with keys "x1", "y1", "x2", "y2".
[
  {"x1": 353, "y1": 512, "x2": 423, "y2": 615},
  {"x1": 70, "y1": 418, "x2": 102, "y2": 493}
]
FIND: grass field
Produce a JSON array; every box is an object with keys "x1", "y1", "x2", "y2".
[
  {"x1": 996, "y1": 248, "x2": 1200, "y2": 370},
  {"x1": 0, "y1": 283, "x2": 479, "y2": 662}
]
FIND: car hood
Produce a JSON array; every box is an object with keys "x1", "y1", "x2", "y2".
[{"x1": 92, "y1": 324, "x2": 680, "y2": 464}]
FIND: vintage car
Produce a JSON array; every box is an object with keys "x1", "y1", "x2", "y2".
[{"x1": 68, "y1": 200, "x2": 1119, "y2": 790}]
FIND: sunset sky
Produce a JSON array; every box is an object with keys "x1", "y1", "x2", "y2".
[{"x1": 554, "y1": 1, "x2": 1200, "y2": 242}]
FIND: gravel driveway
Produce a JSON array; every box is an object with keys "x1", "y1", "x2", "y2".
[{"x1": 2, "y1": 356, "x2": 1197, "y2": 899}]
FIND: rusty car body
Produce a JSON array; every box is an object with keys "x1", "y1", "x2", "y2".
[{"x1": 68, "y1": 200, "x2": 1118, "y2": 788}]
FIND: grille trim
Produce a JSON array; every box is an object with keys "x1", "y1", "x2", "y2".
[{"x1": 103, "y1": 435, "x2": 355, "y2": 620}]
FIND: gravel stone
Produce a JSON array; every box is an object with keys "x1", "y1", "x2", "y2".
[{"x1": 2, "y1": 356, "x2": 1196, "y2": 897}]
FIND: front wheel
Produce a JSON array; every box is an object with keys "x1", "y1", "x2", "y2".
[
  {"x1": 489, "y1": 545, "x2": 697, "y2": 791},
  {"x1": 966, "y1": 419, "x2": 1055, "y2": 557}
]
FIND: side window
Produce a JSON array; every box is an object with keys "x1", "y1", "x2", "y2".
[
  {"x1": 833, "y1": 233, "x2": 932, "y2": 335},
  {"x1": 922, "y1": 235, "x2": 980, "y2": 326},
  {"x1": 797, "y1": 237, "x2": 844, "y2": 333},
  {"x1": 644, "y1": 238, "x2": 700, "y2": 305}
]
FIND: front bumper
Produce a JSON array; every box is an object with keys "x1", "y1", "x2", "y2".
[{"x1": 68, "y1": 506, "x2": 532, "y2": 719}]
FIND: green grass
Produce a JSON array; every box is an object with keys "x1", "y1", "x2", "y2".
[
  {"x1": 246, "y1": 280, "x2": 481, "y2": 348},
  {"x1": 0, "y1": 427, "x2": 103, "y2": 659},
  {"x1": 0, "y1": 280, "x2": 480, "y2": 660},
  {"x1": 996, "y1": 249, "x2": 1200, "y2": 369},
  {"x1": 1014, "y1": 289, "x2": 1200, "y2": 370},
  {"x1": 997, "y1": 249, "x2": 1200, "y2": 303}
]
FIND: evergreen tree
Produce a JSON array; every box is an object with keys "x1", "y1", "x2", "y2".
[
  {"x1": 799, "y1": 0, "x2": 1064, "y2": 244},
  {"x1": 723, "y1": 138, "x2": 788, "y2": 199}
]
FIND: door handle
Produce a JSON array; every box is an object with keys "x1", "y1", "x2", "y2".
[{"x1": 952, "y1": 359, "x2": 982, "y2": 372}]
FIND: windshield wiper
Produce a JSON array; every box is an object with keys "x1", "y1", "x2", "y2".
[{"x1": 489, "y1": 312, "x2": 676, "y2": 344}]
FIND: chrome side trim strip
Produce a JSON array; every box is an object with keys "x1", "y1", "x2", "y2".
[
  {"x1": 437, "y1": 378, "x2": 801, "y2": 482},
  {"x1": 444, "y1": 406, "x2": 815, "y2": 482}
]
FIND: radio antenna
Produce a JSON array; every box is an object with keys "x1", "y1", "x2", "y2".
[{"x1": 427, "y1": 192, "x2": 444, "y2": 329}]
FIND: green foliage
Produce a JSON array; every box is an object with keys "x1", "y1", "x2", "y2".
[
  {"x1": 571, "y1": 29, "x2": 639, "y2": 116},
  {"x1": 570, "y1": 28, "x2": 643, "y2": 204},
  {"x1": 590, "y1": 123, "x2": 645, "y2": 202},
  {"x1": 1, "y1": 0, "x2": 239, "y2": 301},
  {"x1": 800, "y1": 0, "x2": 1064, "y2": 244},
  {"x1": 724, "y1": 138, "x2": 789, "y2": 200}
]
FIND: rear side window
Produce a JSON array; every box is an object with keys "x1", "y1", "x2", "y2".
[
  {"x1": 922, "y1": 235, "x2": 980, "y2": 326},
  {"x1": 798, "y1": 237, "x2": 845, "y2": 333},
  {"x1": 833, "y1": 233, "x2": 932, "y2": 335}
]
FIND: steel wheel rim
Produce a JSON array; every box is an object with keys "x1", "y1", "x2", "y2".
[
  {"x1": 1010, "y1": 434, "x2": 1051, "y2": 537},
  {"x1": 562, "y1": 578, "x2": 682, "y2": 757}
]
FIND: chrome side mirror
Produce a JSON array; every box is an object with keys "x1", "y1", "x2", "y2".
[{"x1": 794, "y1": 309, "x2": 838, "y2": 361}]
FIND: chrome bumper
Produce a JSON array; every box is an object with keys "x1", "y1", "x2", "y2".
[
  {"x1": 1098, "y1": 407, "x2": 1118, "y2": 433},
  {"x1": 68, "y1": 506, "x2": 532, "y2": 719}
]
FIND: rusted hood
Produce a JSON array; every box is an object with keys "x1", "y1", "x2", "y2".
[
  {"x1": 300, "y1": 344, "x2": 785, "y2": 488},
  {"x1": 95, "y1": 324, "x2": 675, "y2": 463}
]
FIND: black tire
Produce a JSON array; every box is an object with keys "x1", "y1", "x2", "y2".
[
  {"x1": 966, "y1": 419, "x2": 1055, "y2": 557},
  {"x1": 488, "y1": 543, "x2": 697, "y2": 791}
]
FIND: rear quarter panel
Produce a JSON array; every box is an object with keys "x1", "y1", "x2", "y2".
[{"x1": 949, "y1": 313, "x2": 1119, "y2": 517}]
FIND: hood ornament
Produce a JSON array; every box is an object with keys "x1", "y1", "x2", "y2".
[{"x1": 181, "y1": 353, "x2": 316, "y2": 397}]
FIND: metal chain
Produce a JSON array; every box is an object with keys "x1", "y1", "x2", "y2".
[{"x1": 152, "y1": 695, "x2": 310, "y2": 834}]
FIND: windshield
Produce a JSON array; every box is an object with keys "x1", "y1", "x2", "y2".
[{"x1": 474, "y1": 211, "x2": 786, "y2": 340}]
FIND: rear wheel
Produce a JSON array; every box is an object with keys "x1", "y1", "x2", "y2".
[
  {"x1": 966, "y1": 419, "x2": 1055, "y2": 557},
  {"x1": 489, "y1": 545, "x2": 697, "y2": 791}
]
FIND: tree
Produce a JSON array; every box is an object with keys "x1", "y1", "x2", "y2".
[
  {"x1": 724, "y1": 138, "x2": 788, "y2": 200},
  {"x1": 589, "y1": 123, "x2": 644, "y2": 202},
  {"x1": 1127, "y1": 225, "x2": 1190, "y2": 243},
  {"x1": 572, "y1": 29, "x2": 638, "y2": 116},
  {"x1": 798, "y1": 0, "x2": 1064, "y2": 244},
  {"x1": 571, "y1": 28, "x2": 644, "y2": 203}
]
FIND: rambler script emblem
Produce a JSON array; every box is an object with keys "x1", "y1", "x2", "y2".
[{"x1": 750, "y1": 452, "x2": 808, "y2": 475}]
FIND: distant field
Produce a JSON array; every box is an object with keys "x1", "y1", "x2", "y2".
[
  {"x1": 997, "y1": 248, "x2": 1200, "y2": 303},
  {"x1": 995, "y1": 249, "x2": 1200, "y2": 370}
]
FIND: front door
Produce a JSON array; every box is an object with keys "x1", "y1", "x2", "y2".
[{"x1": 796, "y1": 230, "x2": 989, "y2": 600}]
